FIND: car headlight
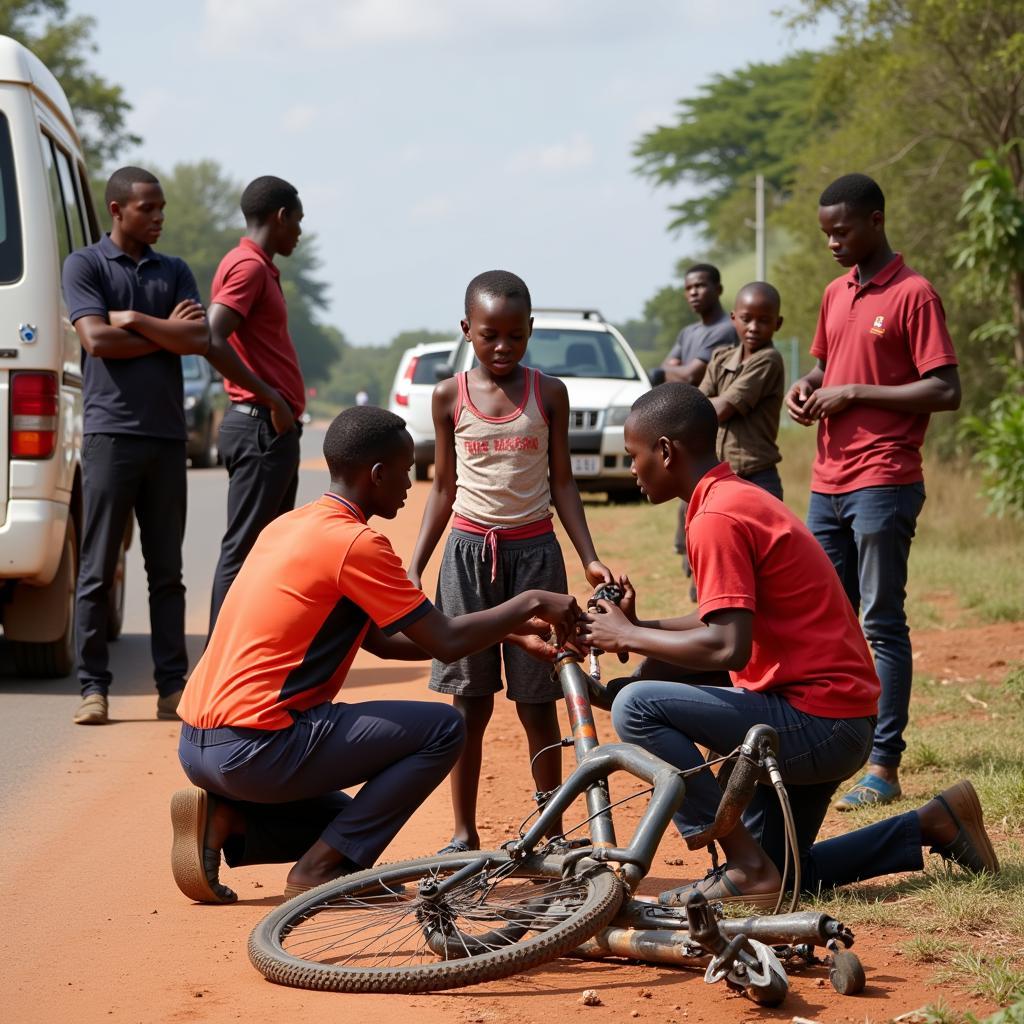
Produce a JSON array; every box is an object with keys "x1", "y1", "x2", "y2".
[
  {"x1": 184, "y1": 395, "x2": 198, "y2": 411},
  {"x1": 606, "y1": 406, "x2": 631, "y2": 427}
]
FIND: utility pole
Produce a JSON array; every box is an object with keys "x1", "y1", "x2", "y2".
[{"x1": 755, "y1": 173, "x2": 766, "y2": 280}]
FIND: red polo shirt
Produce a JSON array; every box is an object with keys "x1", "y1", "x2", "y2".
[
  {"x1": 211, "y1": 237, "x2": 306, "y2": 415},
  {"x1": 809, "y1": 254, "x2": 957, "y2": 494},
  {"x1": 686, "y1": 463, "x2": 879, "y2": 719}
]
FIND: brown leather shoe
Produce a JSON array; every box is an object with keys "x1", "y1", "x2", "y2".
[
  {"x1": 74, "y1": 693, "x2": 108, "y2": 725},
  {"x1": 157, "y1": 689, "x2": 184, "y2": 721},
  {"x1": 169, "y1": 787, "x2": 237, "y2": 904},
  {"x1": 931, "y1": 780, "x2": 999, "y2": 875}
]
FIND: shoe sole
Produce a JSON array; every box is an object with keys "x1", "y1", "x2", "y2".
[
  {"x1": 170, "y1": 787, "x2": 234, "y2": 904},
  {"x1": 943, "y1": 780, "x2": 1000, "y2": 874},
  {"x1": 659, "y1": 888, "x2": 782, "y2": 914}
]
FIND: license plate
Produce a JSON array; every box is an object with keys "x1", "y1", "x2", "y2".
[{"x1": 571, "y1": 455, "x2": 600, "y2": 476}]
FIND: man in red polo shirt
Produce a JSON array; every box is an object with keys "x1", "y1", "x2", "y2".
[
  {"x1": 207, "y1": 175, "x2": 307, "y2": 631},
  {"x1": 785, "y1": 174, "x2": 960, "y2": 812},
  {"x1": 581, "y1": 384, "x2": 997, "y2": 907}
]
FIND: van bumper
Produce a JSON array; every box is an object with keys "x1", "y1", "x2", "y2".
[{"x1": 0, "y1": 499, "x2": 68, "y2": 584}]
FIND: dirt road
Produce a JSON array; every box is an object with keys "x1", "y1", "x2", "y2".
[{"x1": 0, "y1": 457, "x2": 1005, "y2": 1024}]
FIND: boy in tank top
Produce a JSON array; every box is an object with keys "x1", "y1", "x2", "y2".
[{"x1": 409, "y1": 270, "x2": 613, "y2": 854}]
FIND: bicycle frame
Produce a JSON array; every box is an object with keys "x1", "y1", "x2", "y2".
[{"x1": 503, "y1": 647, "x2": 860, "y2": 1002}]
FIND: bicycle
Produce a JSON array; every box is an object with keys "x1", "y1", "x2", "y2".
[{"x1": 249, "y1": 585, "x2": 866, "y2": 1005}]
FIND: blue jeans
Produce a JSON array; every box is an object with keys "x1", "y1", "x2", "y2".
[
  {"x1": 807, "y1": 483, "x2": 926, "y2": 767},
  {"x1": 612, "y1": 682, "x2": 924, "y2": 892}
]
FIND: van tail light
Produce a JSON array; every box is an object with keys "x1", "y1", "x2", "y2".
[
  {"x1": 11, "y1": 371, "x2": 58, "y2": 458},
  {"x1": 394, "y1": 356, "x2": 418, "y2": 407}
]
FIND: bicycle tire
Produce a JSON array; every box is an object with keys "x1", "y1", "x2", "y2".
[{"x1": 249, "y1": 849, "x2": 623, "y2": 993}]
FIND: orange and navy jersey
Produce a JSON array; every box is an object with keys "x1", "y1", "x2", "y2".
[{"x1": 178, "y1": 494, "x2": 431, "y2": 730}]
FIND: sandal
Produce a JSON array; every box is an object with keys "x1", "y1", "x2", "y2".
[
  {"x1": 832, "y1": 772, "x2": 901, "y2": 812},
  {"x1": 437, "y1": 839, "x2": 475, "y2": 856},
  {"x1": 658, "y1": 864, "x2": 781, "y2": 913},
  {"x1": 930, "y1": 780, "x2": 999, "y2": 875},
  {"x1": 170, "y1": 787, "x2": 237, "y2": 904}
]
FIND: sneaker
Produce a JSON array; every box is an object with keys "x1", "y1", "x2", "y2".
[
  {"x1": 74, "y1": 693, "x2": 108, "y2": 725},
  {"x1": 832, "y1": 772, "x2": 901, "y2": 812},
  {"x1": 157, "y1": 689, "x2": 184, "y2": 721}
]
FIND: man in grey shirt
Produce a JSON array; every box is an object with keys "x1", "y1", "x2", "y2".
[{"x1": 660, "y1": 263, "x2": 738, "y2": 596}]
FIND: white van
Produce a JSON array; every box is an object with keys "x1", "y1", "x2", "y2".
[{"x1": 0, "y1": 37, "x2": 127, "y2": 677}]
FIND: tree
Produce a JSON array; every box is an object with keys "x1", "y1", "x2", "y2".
[
  {"x1": 1, "y1": 0, "x2": 138, "y2": 166},
  {"x1": 633, "y1": 52, "x2": 836, "y2": 250}
]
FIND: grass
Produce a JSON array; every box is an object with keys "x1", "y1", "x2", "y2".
[{"x1": 560, "y1": 432, "x2": 1024, "y2": 1010}]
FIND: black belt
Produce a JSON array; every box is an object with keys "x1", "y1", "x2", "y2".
[{"x1": 230, "y1": 402, "x2": 273, "y2": 422}]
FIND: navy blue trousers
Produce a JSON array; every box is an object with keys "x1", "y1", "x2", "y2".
[{"x1": 178, "y1": 699, "x2": 465, "y2": 868}]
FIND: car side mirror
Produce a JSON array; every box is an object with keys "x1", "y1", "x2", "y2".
[
  {"x1": 648, "y1": 367, "x2": 666, "y2": 386},
  {"x1": 434, "y1": 363, "x2": 453, "y2": 382}
]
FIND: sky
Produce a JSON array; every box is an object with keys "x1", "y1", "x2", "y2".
[{"x1": 73, "y1": 1, "x2": 835, "y2": 346}]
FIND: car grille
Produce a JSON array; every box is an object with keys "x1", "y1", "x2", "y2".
[{"x1": 570, "y1": 409, "x2": 602, "y2": 430}]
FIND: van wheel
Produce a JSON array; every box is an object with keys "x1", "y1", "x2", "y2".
[
  {"x1": 107, "y1": 531, "x2": 127, "y2": 641},
  {"x1": 10, "y1": 518, "x2": 77, "y2": 678},
  {"x1": 415, "y1": 461, "x2": 430, "y2": 482}
]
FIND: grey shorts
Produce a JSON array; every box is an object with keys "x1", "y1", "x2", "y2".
[{"x1": 429, "y1": 528, "x2": 568, "y2": 703}]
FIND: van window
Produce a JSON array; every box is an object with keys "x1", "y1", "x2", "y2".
[
  {"x1": 40, "y1": 133, "x2": 71, "y2": 267},
  {"x1": 54, "y1": 144, "x2": 87, "y2": 251},
  {"x1": 0, "y1": 112, "x2": 23, "y2": 284},
  {"x1": 76, "y1": 161, "x2": 99, "y2": 242}
]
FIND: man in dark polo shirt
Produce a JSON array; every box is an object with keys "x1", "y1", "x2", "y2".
[
  {"x1": 206, "y1": 176, "x2": 306, "y2": 632},
  {"x1": 786, "y1": 174, "x2": 961, "y2": 812},
  {"x1": 62, "y1": 166, "x2": 211, "y2": 725}
]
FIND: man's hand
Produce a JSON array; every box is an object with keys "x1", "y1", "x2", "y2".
[
  {"x1": 801, "y1": 384, "x2": 858, "y2": 420},
  {"x1": 578, "y1": 601, "x2": 635, "y2": 655},
  {"x1": 530, "y1": 592, "x2": 582, "y2": 647},
  {"x1": 505, "y1": 632, "x2": 558, "y2": 663},
  {"x1": 585, "y1": 559, "x2": 614, "y2": 588},
  {"x1": 269, "y1": 390, "x2": 296, "y2": 435},
  {"x1": 785, "y1": 378, "x2": 817, "y2": 425},
  {"x1": 170, "y1": 299, "x2": 206, "y2": 322},
  {"x1": 616, "y1": 575, "x2": 638, "y2": 624}
]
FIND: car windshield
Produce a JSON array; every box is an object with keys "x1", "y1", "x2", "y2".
[
  {"x1": 181, "y1": 355, "x2": 202, "y2": 380},
  {"x1": 511, "y1": 329, "x2": 639, "y2": 380}
]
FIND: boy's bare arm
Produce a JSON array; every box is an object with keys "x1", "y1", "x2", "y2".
[
  {"x1": 407, "y1": 379, "x2": 459, "y2": 589},
  {"x1": 581, "y1": 603, "x2": 752, "y2": 673},
  {"x1": 108, "y1": 300, "x2": 210, "y2": 355},
  {"x1": 542, "y1": 375, "x2": 612, "y2": 589}
]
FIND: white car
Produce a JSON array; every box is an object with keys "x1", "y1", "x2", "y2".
[
  {"x1": 447, "y1": 308, "x2": 652, "y2": 499},
  {"x1": 387, "y1": 340, "x2": 455, "y2": 480}
]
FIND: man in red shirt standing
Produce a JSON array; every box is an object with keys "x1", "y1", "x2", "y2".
[
  {"x1": 207, "y1": 176, "x2": 307, "y2": 631},
  {"x1": 582, "y1": 384, "x2": 996, "y2": 907},
  {"x1": 785, "y1": 174, "x2": 961, "y2": 811}
]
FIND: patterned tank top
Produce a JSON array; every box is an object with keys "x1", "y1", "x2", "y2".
[{"x1": 451, "y1": 368, "x2": 552, "y2": 527}]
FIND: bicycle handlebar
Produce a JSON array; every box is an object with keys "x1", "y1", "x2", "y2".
[{"x1": 684, "y1": 724, "x2": 779, "y2": 851}]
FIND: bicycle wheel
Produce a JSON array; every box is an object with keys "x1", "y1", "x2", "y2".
[{"x1": 249, "y1": 849, "x2": 623, "y2": 993}]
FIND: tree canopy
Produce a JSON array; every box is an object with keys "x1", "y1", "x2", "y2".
[{"x1": 1, "y1": 0, "x2": 138, "y2": 166}]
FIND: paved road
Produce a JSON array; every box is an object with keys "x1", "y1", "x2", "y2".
[{"x1": 0, "y1": 426, "x2": 330, "y2": 814}]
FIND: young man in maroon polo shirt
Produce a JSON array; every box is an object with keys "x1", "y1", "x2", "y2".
[
  {"x1": 206, "y1": 176, "x2": 307, "y2": 632},
  {"x1": 785, "y1": 174, "x2": 960, "y2": 812},
  {"x1": 581, "y1": 384, "x2": 996, "y2": 907}
]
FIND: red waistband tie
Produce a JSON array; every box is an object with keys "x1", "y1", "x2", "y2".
[{"x1": 452, "y1": 514, "x2": 554, "y2": 582}]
